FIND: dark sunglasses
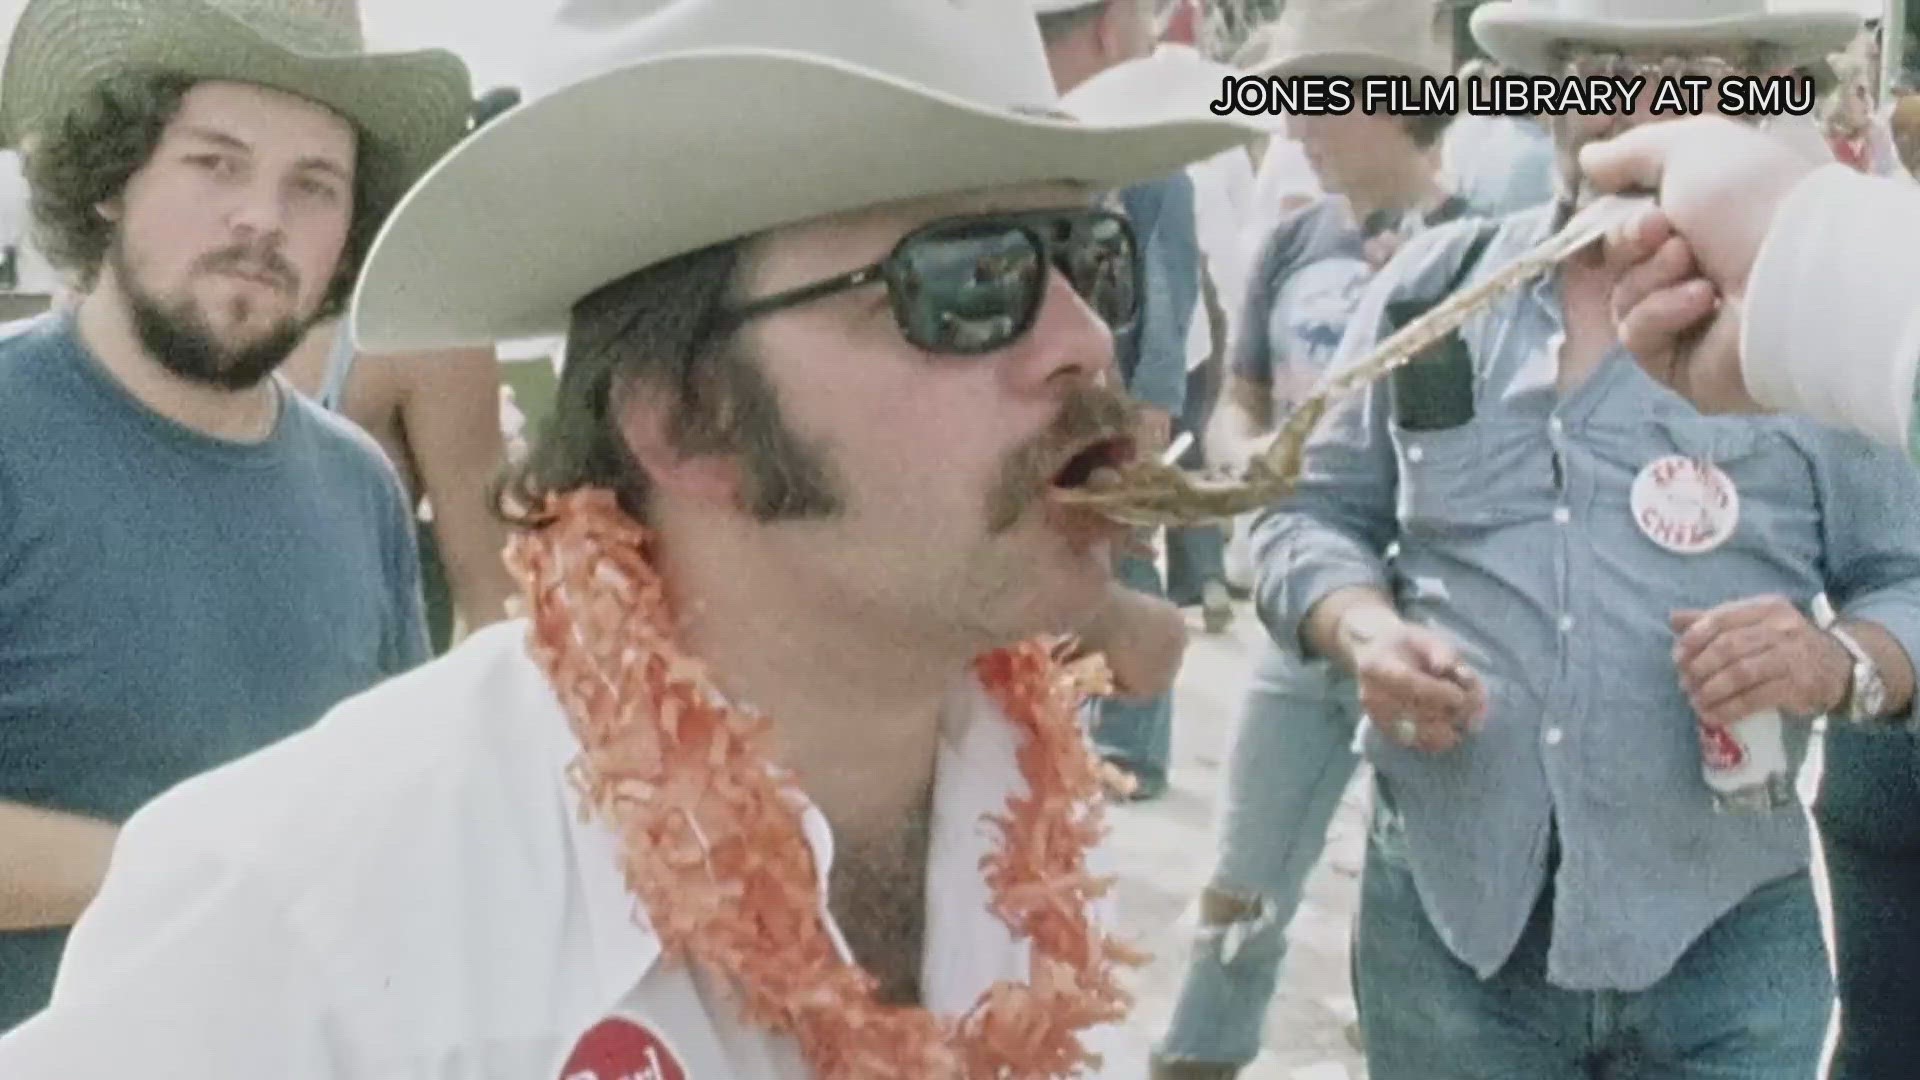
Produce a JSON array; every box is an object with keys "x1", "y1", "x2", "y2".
[{"x1": 711, "y1": 207, "x2": 1141, "y2": 355}]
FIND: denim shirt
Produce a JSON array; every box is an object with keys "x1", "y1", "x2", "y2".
[
  {"x1": 1251, "y1": 204, "x2": 1920, "y2": 992},
  {"x1": 1116, "y1": 173, "x2": 1197, "y2": 417}
]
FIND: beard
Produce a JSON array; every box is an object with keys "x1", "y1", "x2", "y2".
[{"x1": 111, "y1": 236, "x2": 312, "y2": 392}]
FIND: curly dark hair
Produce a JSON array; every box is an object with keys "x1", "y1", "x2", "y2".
[{"x1": 21, "y1": 70, "x2": 394, "y2": 322}]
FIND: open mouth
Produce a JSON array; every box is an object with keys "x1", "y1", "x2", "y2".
[{"x1": 1049, "y1": 434, "x2": 1137, "y2": 492}]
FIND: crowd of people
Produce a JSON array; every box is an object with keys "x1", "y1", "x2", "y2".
[{"x1": 0, "y1": 0, "x2": 1916, "y2": 1078}]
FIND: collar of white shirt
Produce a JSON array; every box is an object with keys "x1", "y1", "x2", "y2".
[{"x1": 523, "y1": 625, "x2": 1067, "y2": 1023}]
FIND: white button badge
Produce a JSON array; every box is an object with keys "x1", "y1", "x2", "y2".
[{"x1": 1630, "y1": 456, "x2": 1739, "y2": 555}]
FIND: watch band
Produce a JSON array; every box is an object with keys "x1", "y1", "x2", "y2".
[{"x1": 1827, "y1": 623, "x2": 1891, "y2": 725}]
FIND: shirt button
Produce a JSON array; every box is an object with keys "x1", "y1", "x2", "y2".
[
  {"x1": 1549, "y1": 417, "x2": 1564, "y2": 435},
  {"x1": 1408, "y1": 445, "x2": 1425, "y2": 464},
  {"x1": 1559, "y1": 615, "x2": 1574, "y2": 633},
  {"x1": 1553, "y1": 506, "x2": 1571, "y2": 525},
  {"x1": 1545, "y1": 728, "x2": 1565, "y2": 746}
]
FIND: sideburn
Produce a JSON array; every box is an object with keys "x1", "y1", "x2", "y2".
[{"x1": 671, "y1": 348, "x2": 845, "y2": 521}]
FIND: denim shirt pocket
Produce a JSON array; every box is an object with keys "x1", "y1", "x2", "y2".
[
  {"x1": 1392, "y1": 420, "x2": 1483, "y2": 535},
  {"x1": 1393, "y1": 417, "x2": 1544, "y2": 541}
]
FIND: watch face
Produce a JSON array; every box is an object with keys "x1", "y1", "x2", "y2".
[{"x1": 1861, "y1": 670, "x2": 1889, "y2": 719}]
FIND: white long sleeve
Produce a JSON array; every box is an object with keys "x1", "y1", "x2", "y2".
[{"x1": 1740, "y1": 163, "x2": 1920, "y2": 450}]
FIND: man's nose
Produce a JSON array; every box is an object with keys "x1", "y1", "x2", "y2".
[
  {"x1": 224, "y1": 181, "x2": 290, "y2": 245},
  {"x1": 1007, "y1": 267, "x2": 1118, "y2": 392}
]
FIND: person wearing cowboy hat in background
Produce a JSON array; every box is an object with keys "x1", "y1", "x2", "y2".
[
  {"x1": 0, "y1": 0, "x2": 1254, "y2": 1074},
  {"x1": 0, "y1": 0, "x2": 468, "y2": 1033},
  {"x1": 1150, "y1": 3, "x2": 1479, "y2": 1076},
  {"x1": 1441, "y1": 55, "x2": 1558, "y2": 215},
  {"x1": 1584, "y1": 114, "x2": 1920, "y2": 1080},
  {"x1": 1035, "y1": 0, "x2": 1201, "y2": 802},
  {"x1": 1148, "y1": 1, "x2": 1246, "y2": 641},
  {"x1": 1257, "y1": 0, "x2": 1920, "y2": 1075},
  {"x1": 1063, "y1": 9, "x2": 1250, "y2": 645}
]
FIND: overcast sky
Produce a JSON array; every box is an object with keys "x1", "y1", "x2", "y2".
[
  {"x1": 0, "y1": 0, "x2": 1898, "y2": 93},
  {"x1": 0, "y1": 0, "x2": 563, "y2": 90},
  {"x1": 359, "y1": 0, "x2": 559, "y2": 89}
]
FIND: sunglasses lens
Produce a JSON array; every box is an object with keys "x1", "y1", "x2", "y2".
[
  {"x1": 1057, "y1": 213, "x2": 1138, "y2": 330},
  {"x1": 890, "y1": 211, "x2": 1139, "y2": 355},
  {"x1": 894, "y1": 223, "x2": 1043, "y2": 353}
]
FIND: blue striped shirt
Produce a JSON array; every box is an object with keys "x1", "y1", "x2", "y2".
[{"x1": 1252, "y1": 203, "x2": 1920, "y2": 991}]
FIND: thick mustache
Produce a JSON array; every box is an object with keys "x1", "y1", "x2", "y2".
[
  {"x1": 1030, "y1": 387, "x2": 1139, "y2": 467},
  {"x1": 985, "y1": 386, "x2": 1140, "y2": 533},
  {"x1": 198, "y1": 248, "x2": 297, "y2": 292}
]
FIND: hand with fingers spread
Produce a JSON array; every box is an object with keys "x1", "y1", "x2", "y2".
[
  {"x1": 1345, "y1": 611, "x2": 1489, "y2": 754},
  {"x1": 1671, "y1": 594, "x2": 1849, "y2": 730}
]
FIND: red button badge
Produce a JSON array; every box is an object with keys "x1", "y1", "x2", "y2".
[{"x1": 558, "y1": 1017, "x2": 689, "y2": 1080}]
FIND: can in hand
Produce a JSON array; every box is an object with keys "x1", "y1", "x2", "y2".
[{"x1": 1699, "y1": 709, "x2": 1794, "y2": 813}]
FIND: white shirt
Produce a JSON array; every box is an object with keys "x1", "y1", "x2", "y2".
[
  {"x1": 1743, "y1": 161, "x2": 1920, "y2": 448},
  {"x1": 0, "y1": 622, "x2": 1134, "y2": 1078},
  {"x1": 1252, "y1": 135, "x2": 1320, "y2": 235},
  {"x1": 1184, "y1": 145, "x2": 1258, "y2": 374}
]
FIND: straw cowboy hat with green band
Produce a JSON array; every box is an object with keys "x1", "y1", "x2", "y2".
[
  {"x1": 1470, "y1": 0, "x2": 1861, "y2": 77},
  {"x1": 0, "y1": 0, "x2": 473, "y2": 203},
  {"x1": 347, "y1": 0, "x2": 1268, "y2": 354},
  {"x1": 1251, "y1": 0, "x2": 1454, "y2": 81}
]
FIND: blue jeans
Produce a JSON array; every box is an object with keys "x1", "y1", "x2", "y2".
[
  {"x1": 1812, "y1": 725, "x2": 1920, "y2": 1079},
  {"x1": 1165, "y1": 524, "x2": 1227, "y2": 608},
  {"x1": 1164, "y1": 315, "x2": 1225, "y2": 609},
  {"x1": 1157, "y1": 644, "x2": 1363, "y2": 1066},
  {"x1": 1356, "y1": 790, "x2": 1833, "y2": 1080},
  {"x1": 1093, "y1": 553, "x2": 1175, "y2": 793}
]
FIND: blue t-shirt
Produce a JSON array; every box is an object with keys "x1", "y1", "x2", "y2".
[
  {"x1": 1233, "y1": 198, "x2": 1378, "y2": 401},
  {"x1": 1233, "y1": 195, "x2": 1476, "y2": 408},
  {"x1": 0, "y1": 314, "x2": 429, "y2": 1028}
]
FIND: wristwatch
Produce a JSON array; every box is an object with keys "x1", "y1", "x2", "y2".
[{"x1": 1826, "y1": 623, "x2": 1890, "y2": 724}]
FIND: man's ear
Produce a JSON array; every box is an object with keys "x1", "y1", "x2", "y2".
[{"x1": 613, "y1": 384, "x2": 741, "y2": 510}]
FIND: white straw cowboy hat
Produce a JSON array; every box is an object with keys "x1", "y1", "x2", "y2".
[
  {"x1": 1471, "y1": 0, "x2": 1863, "y2": 76},
  {"x1": 1250, "y1": 0, "x2": 1453, "y2": 80},
  {"x1": 1065, "y1": 42, "x2": 1290, "y2": 133},
  {"x1": 0, "y1": 0, "x2": 472, "y2": 201},
  {"x1": 1030, "y1": 0, "x2": 1107, "y2": 13},
  {"x1": 347, "y1": 0, "x2": 1263, "y2": 353}
]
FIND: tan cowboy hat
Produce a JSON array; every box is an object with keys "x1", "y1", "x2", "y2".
[
  {"x1": 0, "y1": 0, "x2": 472, "y2": 201},
  {"x1": 1471, "y1": 0, "x2": 1862, "y2": 76},
  {"x1": 1250, "y1": 0, "x2": 1453, "y2": 81},
  {"x1": 1065, "y1": 42, "x2": 1290, "y2": 133},
  {"x1": 346, "y1": 0, "x2": 1263, "y2": 353}
]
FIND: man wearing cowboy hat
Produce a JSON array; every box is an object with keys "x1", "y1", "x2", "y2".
[
  {"x1": 1588, "y1": 112, "x2": 1920, "y2": 1080},
  {"x1": 1257, "y1": 1, "x2": 1920, "y2": 1076},
  {"x1": 0, "y1": 0, "x2": 1251, "y2": 1074},
  {"x1": 1154, "y1": 4, "x2": 1476, "y2": 1076},
  {"x1": 0, "y1": 0, "x2": 472, "y2": 1033}
]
